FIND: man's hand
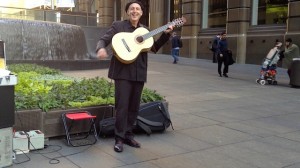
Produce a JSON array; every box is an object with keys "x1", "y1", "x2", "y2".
[
  {"x1": 164, "y1": 25, "x2": 174, "y2": 34},
  {"x1": 97, "y1": 48, "x2": 108, "y2": 59},
  {"x1": 220, "y1": 54, "x2": 223, "y2": 57}
]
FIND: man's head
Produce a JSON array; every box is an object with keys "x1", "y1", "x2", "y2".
[
  {"x1": 125, "y1": 1, "x2": 144, "y2": 23},
  {"x1": 285, "y1": 38, "x2": 292, "y2": 47},
  {"x1": 220, "y1": 32, "x2": 226, "y2": 39}
]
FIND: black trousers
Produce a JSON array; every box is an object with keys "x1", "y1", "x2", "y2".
[
  {"x1": 212, "y1": 51, "x2": 217, "y2": 63},
  {"x1": 114, "y1": 79, "x2": 144, "y2": 140},
  {"x1": 217, "y1": 54, "x2": 229, "y2": 75}
]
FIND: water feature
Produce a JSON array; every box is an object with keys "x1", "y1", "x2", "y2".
[{"x1": 0, "y1": 18, "x2": 89, "y2": 60}]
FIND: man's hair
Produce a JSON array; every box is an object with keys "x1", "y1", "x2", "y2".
[
  {"x1": 286, "y1": 38, "x2": 292, "y2": 43},
  {"x1": 220, "y1": 32, "x2": 226, "y2": 35},
  {"x1": 125, "y1": 1, "x2": 144, "y2": 13}
]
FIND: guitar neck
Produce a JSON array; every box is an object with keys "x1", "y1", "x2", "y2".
[{"x1": 141, "y1": 23, "x2": 172, "y2": 40}]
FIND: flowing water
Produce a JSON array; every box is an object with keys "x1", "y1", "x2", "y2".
[{"x1": 0, "y1": 18, "x2": 89, "y2": 60}]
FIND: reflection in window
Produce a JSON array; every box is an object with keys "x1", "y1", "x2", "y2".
[
  {"x1": 170, "y1": 0, "x2": 182, "y2": 31},
  {"x1": 172, "y1": 0, "x2": 182, "y2": 20},
  {"x1": 252, "y1": 0, "x2": 288, "y2": 25},
  {"x1": 208, "y1": 0, "x2": 227, "y2": 28}
]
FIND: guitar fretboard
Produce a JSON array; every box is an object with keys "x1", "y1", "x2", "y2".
[{"x1": 141, "y1": 22, "x2": 173, "y2": 41}]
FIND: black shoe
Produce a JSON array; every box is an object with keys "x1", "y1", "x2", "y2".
[
  {"x1": 114, "y1": 139, "x2": 123, "y2": 152},
  {"x1": 124, "y1": 138, "x2": 141, "y2": 148},
  {"x1": 223, "y1": 74, "x2": 228, "y2": 77},
  {"x1": 219, "y1": 74, "x2": 222, "y2": 77},
  {"x1": 173, "y1": 61, "x2": 177, "y2": 64}
]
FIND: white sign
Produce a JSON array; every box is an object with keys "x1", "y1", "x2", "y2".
[
  {"x1": 56, "y1": 0, "x2": 75, "y2": 7},
  {"x1": 44, "y1": 0, "x2": 52, "y2": 6}
]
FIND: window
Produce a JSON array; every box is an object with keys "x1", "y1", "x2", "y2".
[
  {"x1": 171, "y1": 0, "x2": 182, "y2": 20},
  {"x1": 206, "y1": 0, "x2": 227, "y2": 28},
  {"x1": 170, "y1": 0, "x2": 182, "y2": 31},
  {"x1": 252, "y1": 0, "x2": 288, "y2": 25}
]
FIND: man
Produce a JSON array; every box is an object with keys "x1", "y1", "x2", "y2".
[
  {"x1": 216, "y1": 32, "x2": 229, "y2": 77},
  {"x1": 283, "y1": 38, "x2": 300, "y2": 80},
  {"x1": 171, "y1": 32, "x2": 181, "y2": 64},
  {"x1": 211, "y1": 33, "x2": 220, "y2": 63},
  {"x1": 96, "y1": 1, "x2": 173, "y2": 153}
]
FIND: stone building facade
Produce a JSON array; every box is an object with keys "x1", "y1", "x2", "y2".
[
  {"x1": 92, "y1": 0, "x2": 300, "y2": 65},
  {"x1": 1, "y1": 0, "x2": 299, "y2": 65}
]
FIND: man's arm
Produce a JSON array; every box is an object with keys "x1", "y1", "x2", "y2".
[
  {"x1": 96, "y1": 21, "x2": 119, "y2": 58},
  {"x1": 151, "y1": 26, "x2": 173, "y2": 53}
]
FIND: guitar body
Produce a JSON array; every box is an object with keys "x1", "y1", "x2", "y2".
[{"x1": 112, "y1": 27, "x2": 154, "y2": 64}]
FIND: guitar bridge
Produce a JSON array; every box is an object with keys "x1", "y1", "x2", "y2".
[{"x1": 121, "y1": 39, "x2": 131, "y2": 52}]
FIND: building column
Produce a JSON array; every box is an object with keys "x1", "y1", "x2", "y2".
[
  {"x1": 77, "y1": 0, "x2": 89, "y2": 12},
  {"x1": 226, "y1": 0, "x2": 250, "y2": 64},
  {"x1": 97, "y1": 0, "x2": 114, "y2": 27},
  {"x1": 287, "y1": 0, "x2": 300, "y2": 32},
  {"x1": 149, "y1": 0, "x2": 164, "y2": 30},
  {"x1": 148, "y1": 0, "x2": 165, "y2": 53},
  {"x1": 181, "y1": 0, "x2": 201, "y2": 58}
]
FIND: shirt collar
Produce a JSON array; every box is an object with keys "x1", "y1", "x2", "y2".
[{"x1": 125, "y1": 20, "x2": 142, "y2": 29}]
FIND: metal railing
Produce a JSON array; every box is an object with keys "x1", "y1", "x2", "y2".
[{"x1": 0, "y1": 6, "x2": 98, "y2": 26}]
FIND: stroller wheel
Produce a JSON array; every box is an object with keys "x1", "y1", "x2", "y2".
[
  {"x1": 268, "y1": 80, "x2": 272, "y2": 84},
  {"x1": 272, "y1": 81, "x2": 278, "y2": 85},
  {"x1": 259, "y1": 80, "x2": 266, "y2": 85}
]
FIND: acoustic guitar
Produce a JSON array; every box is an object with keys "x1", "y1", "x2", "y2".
[{"x1": 112, "y1": 17, "x2": 186, "y2": 64}]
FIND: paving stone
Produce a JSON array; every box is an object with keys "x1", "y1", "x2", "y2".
[
  {"x1": 213, "y1": 140, "x2": 300, "y2": 168},
  {"x1": 180, "y1": 125, "x2": 255, "y2": 146},
  {"x1": 277, "y1": 131, "x2": 300, "y2": 142},
  {"x1": 169, "y1": 113, "x2": 220, "y2": 130}
]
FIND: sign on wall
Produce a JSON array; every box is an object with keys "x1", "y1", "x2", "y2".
[{"x1": 56, "y1": 0, "x2": 75, "y2": 8}]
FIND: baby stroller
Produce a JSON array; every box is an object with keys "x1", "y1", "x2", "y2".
[{"x1": 256, "y1": 42, "x2": 282, "y2": 85}]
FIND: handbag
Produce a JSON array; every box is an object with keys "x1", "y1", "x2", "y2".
[{"x1": 227, "y1": 50, "x2": 235, "y2": 65}]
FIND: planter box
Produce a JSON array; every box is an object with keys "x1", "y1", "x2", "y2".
[
  {"x1": 13, "y1": 101, "x2": 168, "y2": 138},
  {"x1": 14, "y1": 105, "x2": 114, "y2": 138},
  {"x1": 14, "y1": 109, "x2": 44, "y2": 133}
]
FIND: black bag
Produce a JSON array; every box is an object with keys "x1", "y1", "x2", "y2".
[
  {"x1": 98, "y1": 101, "x2": 174, "y2": 137},
  {"x1": 136, "y1": 101, "x2": 173, "y2": 135},
  {"x1": 227, "y1": 50, "x2": 235, "y2": 65},
  {"x1": 99, "y1": 117, "x2": 115, "y2": 137}
]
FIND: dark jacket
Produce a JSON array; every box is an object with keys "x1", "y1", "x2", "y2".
[
  {"x1": 216, "y1": 39, "x2": 228, "y2": 56},
  {"x1": 96, "y1": 20, "x2": 170, "y2": 82},
  {"x1": 172, "y1": 35, "x2": 181, "y2": 48}
]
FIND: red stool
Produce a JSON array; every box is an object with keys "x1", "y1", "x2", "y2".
[{"x1": 62, "y1": 111, "x2": 98, "y2": 147}]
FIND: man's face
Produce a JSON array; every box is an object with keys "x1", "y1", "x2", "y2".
[
  {"x1": 127, "y1": 3, "x2": 143, "y2": 22},
  {"x1": 285, "y1": 41, "x2": 290, "y2": 46},
  {"x1": 221, "y1": 34, "x2": 226, "y2": 39}
]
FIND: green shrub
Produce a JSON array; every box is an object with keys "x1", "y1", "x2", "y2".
[
  {"x1": 141, "y1": 88, "x2": 164, "y2": 103},
  {"x1": 8, "y1": 63, "x2": 61, "y2": 75},
  {"x1": 9, "y1": 64, "x2": 165, "y2": 112}
]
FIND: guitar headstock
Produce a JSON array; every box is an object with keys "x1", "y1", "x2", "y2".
[{"x1": 171, "y1": 17, "x2": 187, "y2": 27}]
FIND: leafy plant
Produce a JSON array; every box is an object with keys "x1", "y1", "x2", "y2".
[
  {"x1": 141, "y1": 88, "x2": 164, "y2": 103},
  {"x1": 8, "y1": 63, "x2": 165, "y2": 112},
  {"x1": 8, "y1": 63, "x2": 61, "y2": 75}
]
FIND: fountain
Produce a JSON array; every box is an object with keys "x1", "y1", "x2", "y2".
[{"x1": 0, "y1": 18, "x2": 109, "y2": 70}]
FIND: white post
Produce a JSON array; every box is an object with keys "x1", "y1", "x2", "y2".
[{"x1": 202, "y1": 0, "x2": 208, "y2": 29}]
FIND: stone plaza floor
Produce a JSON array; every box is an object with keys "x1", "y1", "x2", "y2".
[{"x1": 10, "y1": 53, "x2": 300, "y2": 168}]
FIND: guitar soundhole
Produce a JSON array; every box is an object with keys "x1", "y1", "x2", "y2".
[{"x1": 136, "y1": 36, "x2": 144, "y2": 43}]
